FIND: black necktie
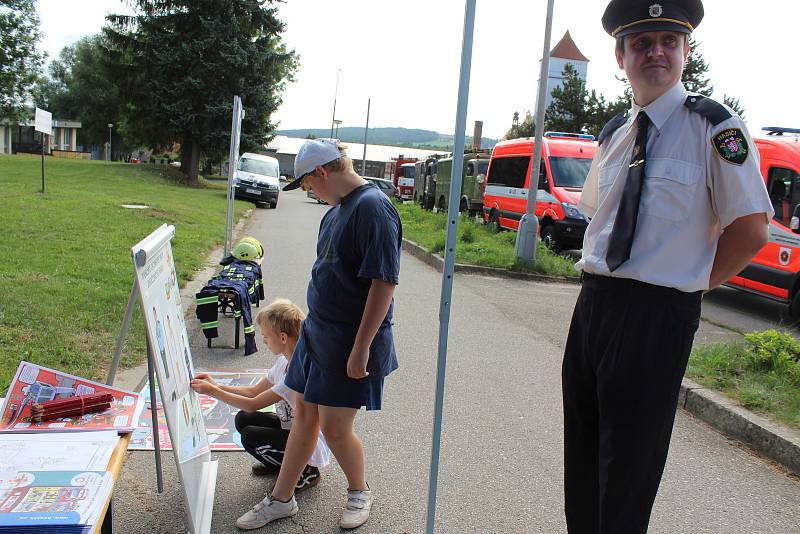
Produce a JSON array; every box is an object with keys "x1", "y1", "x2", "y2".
[{"x1": 606, "y1": 111, "x2": 651, "y2": 272}]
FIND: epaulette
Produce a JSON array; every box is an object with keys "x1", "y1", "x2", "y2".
[
  {"x1": 598, "y1": 112, "x2": 628, "y2": 146},
  {"x1": 684, "y1": 95, "x2": 731, "y2": 126}
]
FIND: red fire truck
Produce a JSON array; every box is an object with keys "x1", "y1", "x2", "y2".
[{"x1": 384, "y1": 155, "x2": 418, "y2": 200}]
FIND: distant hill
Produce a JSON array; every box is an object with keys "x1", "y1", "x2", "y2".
[{"x1": 275, "y1": 127, "x2": 498, "y2": 151}]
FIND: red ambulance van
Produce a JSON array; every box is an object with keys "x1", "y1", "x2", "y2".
[
  {"x1": 723, "y1": 127, "x2": 800, "y2": 318},
  {"x1": 482, "y1": 132, "x2": 597, "y2": 252}
]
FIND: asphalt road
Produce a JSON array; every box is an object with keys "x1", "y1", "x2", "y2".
[{"x1": 112, "y1": 189, "x2": 800, "y2": 533}]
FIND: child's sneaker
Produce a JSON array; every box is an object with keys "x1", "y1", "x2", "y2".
[
  {"x1": 339, "y1": 488, "x2": 372, "y2": 529},
  {"x1": 235, "y1": 493, "x2": 298, "y2": 530},
  {"x1": 251, "y1": 461, "x2": 279, "y2": 476},
  {"x1": 295, "y1": 465, "x2": 321, "y2": 493}
]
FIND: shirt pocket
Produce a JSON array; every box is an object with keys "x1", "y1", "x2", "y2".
[
  {"x1": 640, "y1": 158, "x2": 701, "y2": 222},
  {"x1": 598, "y1": 164, "x2": 623, "y2": 205}
]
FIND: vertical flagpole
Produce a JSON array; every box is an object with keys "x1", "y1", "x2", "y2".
[{"x1": 425, "y1": 1, "x2": 475, "y2": 532}]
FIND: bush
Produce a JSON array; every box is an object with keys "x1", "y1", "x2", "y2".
[{"x1": 744, "y1": 330, "x2": 800, "y2": 385}]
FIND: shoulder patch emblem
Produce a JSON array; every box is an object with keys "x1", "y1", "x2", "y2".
[{"x1": 713, "y1": 128, "x2": 749, "y2": 165}]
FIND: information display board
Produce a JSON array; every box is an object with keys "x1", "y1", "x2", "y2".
[{"x1": 132, "y1": 224, "x2": 217, "y2": 534}]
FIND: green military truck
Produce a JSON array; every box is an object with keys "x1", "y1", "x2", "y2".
[{"x1": 427, "y1": 151, "x2": 490, "y2": 216}]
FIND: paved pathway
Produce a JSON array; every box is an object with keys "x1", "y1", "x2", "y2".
[{"x1": 112, "y1": 191, "x2": 800, "y2": 533}]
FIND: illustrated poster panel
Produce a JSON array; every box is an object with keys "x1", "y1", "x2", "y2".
[
  {"x1": 0, "y1": 361, "x2": 144, "y2": 433},
  {"x1": 133, "y1": 228, "x2": 211, "y2": 534},
  {"x1": 129, "y1": 371, "x2": 271, "y2": 451}
]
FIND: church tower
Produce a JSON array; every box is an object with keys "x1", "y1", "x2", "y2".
[{"x1": 545, "y1": 31, "x2": 589, "y2": 112}]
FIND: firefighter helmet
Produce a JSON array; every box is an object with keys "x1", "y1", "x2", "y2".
[
  {"x1": 232, "y1": 240, "x2": 261, "y2": 260},
  {"x1": 239, "y1": 236, "x2": 264, "y2": 258}
]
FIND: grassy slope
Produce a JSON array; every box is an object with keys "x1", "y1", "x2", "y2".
[{"x1": 0, "y1": 155, "x2": 247, "y2": 391}]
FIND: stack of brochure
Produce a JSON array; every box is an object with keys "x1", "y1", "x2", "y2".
[
  {"x1": 0, "y1": 361, "x2": 144, "y2": 434},
  {"x1": 0, "y1": 431, "x2": 119, "y2": 532}
]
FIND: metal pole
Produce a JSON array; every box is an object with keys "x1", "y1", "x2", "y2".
[
  {"x1": 108, "y1": 126, "x2": 112, "y2": 161},
  {"x1": 224, "y1": 96, "x2": 243, "y2": 257},
  {"x1": 106, "y1": 281, "x2": 139, "y2": 385},
  {"x1": 425, "y1": 1, "x2": 475, "y2": 533},
  {"x1": 41, "y1": 134, "x2": 45, "y2": 193},
  {"x1": 330, "y1": 69, "x2": 340, "y2": 138},
  {"x1": 146, "y1": 340, "x2": 164, "y2": 493},
  {"x1": 361, "y1": 98, "x2": 370, "y2": 176},
  {"x1": 515, "y1": 0, "x2": 555, "y2": 263}
]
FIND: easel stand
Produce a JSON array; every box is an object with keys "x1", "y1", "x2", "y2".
[{"x1": 107, "y1": 280, "x2": 164, "y2": 493}]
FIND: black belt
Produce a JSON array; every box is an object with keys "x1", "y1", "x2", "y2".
[{"x1": 581, "y1": 272, "x2": 701, "y2": 300}]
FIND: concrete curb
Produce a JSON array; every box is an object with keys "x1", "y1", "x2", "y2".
[
  {"x1": 401, "y1": 238, "x2": 580, "y2": 284},
  {"x1": 402, "y1": 237, "x2": 800, "y2": 476},
  {"x1": 680, "y1": 378, "x2": 800, "y2": 476}
]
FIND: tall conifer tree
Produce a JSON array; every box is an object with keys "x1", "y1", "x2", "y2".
[{"x1": 105, "y1": 1, "x2": 297, "y2": 182}]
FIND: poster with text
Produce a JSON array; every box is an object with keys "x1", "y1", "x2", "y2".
[
  {"x1": 132, "y1": 224, "x2": 215, "y2": 534},
  {"x1": 129, "y1": 371, "x2": 270, "y2": 451}
]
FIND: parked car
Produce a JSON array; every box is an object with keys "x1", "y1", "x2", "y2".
[
  {"x1": 365, "y1": 177, "x2": 396, "y2": 197},
  {"x1": 234, "y1": 153, "x2": 281, "y2": 208}
]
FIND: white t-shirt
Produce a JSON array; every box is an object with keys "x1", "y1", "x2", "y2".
[{"x1": 265, "y1": 356, "x2": 331, "y2": 468}]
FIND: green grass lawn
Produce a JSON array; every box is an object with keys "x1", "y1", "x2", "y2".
[
  {"x1": 688, "y1": 330, "x2": 800, "y2": 430},
  {"x1": 0, "y1": 155, "x2": 248, "y2": 392},
  {"x1": 394, "y1": 201, "x2": 579, "y2": 278}
]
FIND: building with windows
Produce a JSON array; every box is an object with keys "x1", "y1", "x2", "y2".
[
  {"x1": 0, "y1": 119, "x2": 83, "y2": 155},
  {"x1": 545, "y1": 31, "x2": 589, "y2": 112}
]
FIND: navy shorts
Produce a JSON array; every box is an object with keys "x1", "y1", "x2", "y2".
[{"x1": 284, "y1": 346, "x2": 385, "y2": 411}]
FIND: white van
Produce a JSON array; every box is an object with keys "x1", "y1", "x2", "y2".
[{"x1": 235, "y1": 152, "x2": 281, "y2": 208}]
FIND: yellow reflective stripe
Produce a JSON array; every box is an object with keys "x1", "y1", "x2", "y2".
[
  {"x1": 244, "y1": 326, "x2": 255, "y2": 334},
  {"x1": 201, "y1": 321, "x2": 219, "y2": 328},
  {"x1": 196, "y1": 296, "x2": 218, "y2": 305}
]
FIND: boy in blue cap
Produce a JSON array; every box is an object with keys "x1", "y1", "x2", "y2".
[
  {"x1": 235, "y1": 139, "x2": 402, "y2": 530},
  {"x1": 564, "y1": 1, "x2": 772, "y2": 532}
]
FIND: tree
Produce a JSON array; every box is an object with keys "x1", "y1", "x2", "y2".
[
  {"x1": 724, "y1": 94, "x2": 746, "y2": 121},
  {"x1": 104, "y1": 0, "x2": 297, "y2": 182},
  {"x1": 33, "y1": 36, "x2": 127, "y2": 154},
  {"x1": 543, "y1": 64, "x2": 626, "y2": 138},
  {"x1": 0, "y1": 0, "x2": 44, "y2": 122},
  {"x1": 682, "y1": 37, "x2": 713, "y2": 96},
  {"x1": 504, "y1": 111, "x2": 535, "y2": 140}
]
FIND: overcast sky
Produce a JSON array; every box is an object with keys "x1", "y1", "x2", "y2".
[{"x1": 36, "y1": 0, "x2": 800, "y2": 140}]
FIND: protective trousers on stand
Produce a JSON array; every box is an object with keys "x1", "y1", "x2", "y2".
[{"x1": 195, "y1": 278, "x2": 258, "y2": 355}]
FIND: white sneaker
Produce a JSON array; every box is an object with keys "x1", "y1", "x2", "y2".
[
  {"x1": 236, "y1": 493, "x2": 298, "y2": 530},
  {"x1": 339, "y1": 488, "x2": 372, "y2": 529}
]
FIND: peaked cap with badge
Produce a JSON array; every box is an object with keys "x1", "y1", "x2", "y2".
[{"x1": 602, "y1": 0, "x2": 704, "y2": 38}]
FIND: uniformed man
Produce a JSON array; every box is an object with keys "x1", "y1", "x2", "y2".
[{"x1": 562, "y1": 1, "x2": 773, "y2": 532}]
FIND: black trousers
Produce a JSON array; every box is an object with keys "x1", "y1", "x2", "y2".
[
  {"x1": 562, "y1": 273, "x2": 701, "y2": 534},
  {"x1": 235, "y1": 411, "x2": 289, "y2": 468}
]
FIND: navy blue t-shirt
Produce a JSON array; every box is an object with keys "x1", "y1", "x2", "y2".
[{"x1": 301, "y1": 183, "x2": 402, "y2": 379}]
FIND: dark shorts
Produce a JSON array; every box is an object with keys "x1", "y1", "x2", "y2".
[{"x1": 284, "y1": 346, "x2": 385, "y2": 411}]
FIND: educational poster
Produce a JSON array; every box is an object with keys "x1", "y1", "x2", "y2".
[
  {"x1": 132, "y1": 224, "x2": 216, "y2": 534},
  {"x1": 0, "y1": 470, "x2": 113, "y2": 531},
  {"x1": 0, "y1": 431, "x2": 119, "y2": 473},
  {"x1": 129, "y1": 371, "x2": 270, "y2": 452},
  {"x1": 0, "y1": 362, "x2": 144, "y2": 434}
]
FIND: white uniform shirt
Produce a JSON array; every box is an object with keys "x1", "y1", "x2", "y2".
[
  {"x1": 266, "y1": 356, "x2": 331, "y2": 468},
  {"x1": 577, "y1": 82, "x2": 773, "y2": 292}
]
